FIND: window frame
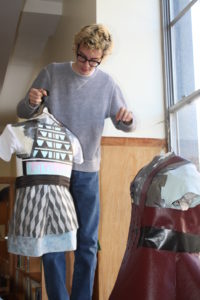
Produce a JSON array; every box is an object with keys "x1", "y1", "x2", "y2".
[{"x1": 161, "y1": 0, "x2": 200, "y2": 153}]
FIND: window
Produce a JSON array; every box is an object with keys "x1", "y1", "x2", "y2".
[{"x1": 161, "y1": 0, "x2": 200, "y2": 170}]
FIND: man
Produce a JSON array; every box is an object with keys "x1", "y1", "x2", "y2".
[{"x1": 17, "y1": 23, "x2": 136, "y2": 300}]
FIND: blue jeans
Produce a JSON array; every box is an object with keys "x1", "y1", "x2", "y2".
[{"x1": 42, "y1": 171, "x2": 100, "y2": 300}]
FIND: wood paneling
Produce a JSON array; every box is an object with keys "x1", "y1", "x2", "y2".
[
  {"x1": 98, "y1": 137, "x2": 166, "y2": 300},
  {"x1": 0, "y1": 177, "x2": 48, "y2": 300},
  {"x1": 0, "y1": 138, "x2": 167, "y2": 299}
]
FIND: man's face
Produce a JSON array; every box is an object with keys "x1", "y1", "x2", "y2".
[{"x1": 75, "y1": 45, "x2": 103, "y2": 76}]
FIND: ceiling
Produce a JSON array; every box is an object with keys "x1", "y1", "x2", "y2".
[{"x1": 0, "y1": 0, "x2": 62, "y2": 129}]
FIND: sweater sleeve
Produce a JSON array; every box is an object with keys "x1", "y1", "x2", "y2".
[
  {"x1": 109, "y1": 82, "x2": 136, "y2": 132},
  {"x1": 16, "y1": 66, "x2": 51, "y2": 119}
]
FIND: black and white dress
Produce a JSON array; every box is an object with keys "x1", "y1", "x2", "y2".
[{"x1": 0, "y1": 108, "x2": 83, "y2": 256}]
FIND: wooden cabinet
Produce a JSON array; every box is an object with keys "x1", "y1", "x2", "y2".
[
  {"x1": 0, "y1": 178, "x2": 15, "y2": 299},
  {"x1": 0, "y1": 177, "x2": 47, "y2": 300},
  {"x1": 63, "y1": 137, "x2": 166, "y2": 300},
  {"x1": 13, "y1": 255, "x2": 47, "y2": 300},
  {"x1": 98, "y1": 137, "x2": 166, "y2": 300},
  {"x1": 0, "y1": 136, "x2": 166, "y2": 300}
]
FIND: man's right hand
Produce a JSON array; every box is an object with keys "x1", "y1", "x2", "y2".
[{"x1": 29, "y1": 88, "x2": 47, "y2": 106}]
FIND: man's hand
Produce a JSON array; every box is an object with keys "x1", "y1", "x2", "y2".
[
  {"x1": 29, "y1": 88, "x2": 47, "y2": 106},
  {"x1": 116, "y1": 107, "x2": 133, "y2": 125}
]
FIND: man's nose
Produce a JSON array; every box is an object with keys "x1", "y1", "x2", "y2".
[{"x1": 84, "y1": 60, "x2": 90, "y2": 67}]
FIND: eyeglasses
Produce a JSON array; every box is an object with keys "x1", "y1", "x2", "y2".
[{"x1": 77, "y1": 52, "x2": 102, "y2": 67}]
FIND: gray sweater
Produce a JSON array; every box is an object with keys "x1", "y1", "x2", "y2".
[{"x1": 17, "y1": 62, "x2": 136, "y2": 172}]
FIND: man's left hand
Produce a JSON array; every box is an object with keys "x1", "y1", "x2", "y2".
[{"x1": 116, "y1": 107, "x2": 133, "y2": 125}]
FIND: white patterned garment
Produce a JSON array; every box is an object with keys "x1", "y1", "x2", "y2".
[{"x1": 0, "y1": 108, "x2": 83, "y2": 256}]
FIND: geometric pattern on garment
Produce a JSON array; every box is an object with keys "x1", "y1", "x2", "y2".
[
  {"x1": 33, "y1": 123, "x2": 73, "y2": 162},
  {"x1": 9, "y1": 184, "x2": 78, "y2": 238}
]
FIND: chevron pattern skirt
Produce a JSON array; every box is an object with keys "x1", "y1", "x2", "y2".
[{"x1": 7, "y1": 184, "x2": 78, "y2": 256}]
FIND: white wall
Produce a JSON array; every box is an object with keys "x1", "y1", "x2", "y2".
[
  {"x1": 0, "y1": 0, "x2": 165, "y2": 177},
  {"x1": 39, "y1": 0, "x2": 96, "y2": 67},
  {"x1": 40, "y1": 0, "x2": 165, "y2": 139},
  {"x1": 97, "y1": 0, "x2": 165, "y2": 138},
  {"x1": 19, "y1": 0, "x2": 166, "y2": 140}
]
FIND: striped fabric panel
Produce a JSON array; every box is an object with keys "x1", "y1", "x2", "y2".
[{"x1": 9, "y1": 185, "x2": 78, "y2": 238}]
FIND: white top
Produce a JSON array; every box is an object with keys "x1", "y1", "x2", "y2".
[{"x1": 0, "y1": 108, "x2": 83, "y2": 169}]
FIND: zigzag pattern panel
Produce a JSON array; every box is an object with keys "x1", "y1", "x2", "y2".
[{"x1": 9, "y1": 185, "x2": 78, "y2": 238}]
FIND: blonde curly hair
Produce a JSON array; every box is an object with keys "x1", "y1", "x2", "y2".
[{"x1": 73, "y1": 24, "x2": 113, "y2": 58}]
